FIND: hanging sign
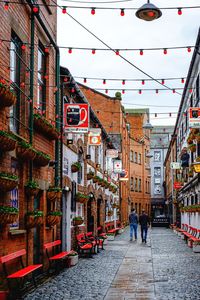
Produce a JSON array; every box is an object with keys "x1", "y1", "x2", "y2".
[
  {"x1": 174, "y1": 181, "x2": 183, "y2": 190},
  {"x1": 189, "y1": 107, "x2": 200, "y2": 128},
  {"x1": 113, "y1": 159, "x2": 122, "y2": 174},
  {"x1": 170, "y1": 162, "x2": 181, "y2": 169},
  {"x1": 106, "y1": 149, "x2": 118, "y2": 158},
  {"x1": 119, "y1": 169, "x2": 129, "y2": 181},
  {"x1": 64, "y1": 103, "x2": 89, "y2": 133},
  {"x1": 88, "y1": 128, "x2": 101, "y2": 145}
]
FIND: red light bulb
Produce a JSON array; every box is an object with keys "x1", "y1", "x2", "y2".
[
  {"x1": 142, "y1": 80, "x2": 145, "y2": 85},
  {"x1": 4, "y1": 2, "x2": 9, "y2": 10},
  {"x1": 187, "y1": 47, "x2": 191, "y2": 53},
  {"x1": 103, "y1": 79, "x2": 106, "y2": 85},
  {"x1": 140, "y1": 50, "x2": 143, "y2": 56},
  {"x1": 147, "y1": 11, "x2": 155, "y2": 18},
  {"x1": 68, "y1": 48, "x2": 72, "y2": 54},
  {"x1": 92, "y1": 49, "x2": 96, "y2": 54},
  {"x1": 21, "y1": 44, "x2": 26, "y2": 50},
  {"x1": 71, "y1": 87, "x2": 75, "y2": 93},
  {"x1": 161, "y1": 79, "x2": 165, "y2": 85},
  {"x1": 33, "y1": 6, "x2": 39, "y2": 13},
  {"x1": 62, "y1": 7, "x2": 67, "y2": 14},
  {"x1": 139, "y1": 90, "x2": 142, "y2": 94},
  {"x1": 105, "y1": 89, "x2": 108, "y2": 94},
  {"x1": 44, "y1": 47, "x2": 49, "y2": 53},
  {"x1": 91, "y1": 8, "x2": 95, "y2": 15},
  {"x1": 116, "y1": 50, "x2": 119, "y2": 55},
  {"x1": 64, "y1": 77, "x2": 68, "y2": 82},
  {"x1": 122, "y1": 80, "x2": 125, "y2": 85},
  {"x1": 84, "y1": 78, "x2": 87, "y2": 83},
  {"x1": 163, "y1": 49, "x2": 167, "y2": 55},
  {"x1": 122, "y1": 90, "x2": 125, "y2": 94},
  {"x1": 181, "y1": 78, "x2": 185, "y2": 84},
  {"x1": 169, "y1": 113, "x2": 172, "y2": 117},
  {"x1": 156, "y1": 89, "x2": 159, "y2": 94},
  {"x1": 120, "y1": 9, "x2": 125, "y2": 16},
  {"x1": 173, "y1": 89, "x2": 175, "y2": 93},
  {"x1": 189, "y1": 89, "x2": 192, "y2": 93},
  {"x1": 178, "y1": 8, "x2": 182, "y2": 15}
]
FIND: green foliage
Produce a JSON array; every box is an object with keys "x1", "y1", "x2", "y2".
[
  {"x1": 33, "y1": 113, "x2": 58, "y2": 132},
  {"x1": 48, "y1": 186, "x2": 62, "y2": 192},
  {"x1": 27, "y1": 210, "x2": 43, "y2": 217},
  {"x1": 25, "y1": 180, "x2": 39, "y2": 189},
  {"x1": 115, "y1": 91, "x2": 122, "y2": 100},
  {"x1": 35, "y1": 150, "x2": 51, "y2": 160},
  {"x1": 88, "y1": 170, "x2": 94, "y2": 175},
  {"x1": 181, "y1": 205, "x2": 200, "y2": 212},
  {"x1": 68, "y1": 250, "x2": 78, "y2": 256},
  {"x1": 0, "y1": 206, "x2": 19, "y2": 214},
  {"x1": 0, "y1": 172, "x2": 18, "y2": 181},
  {"x1": 47, "y1": 211, "x2": 62, "y2": 216},
  {"x1": 18, "y1": 140, "x2": 32, "y2": 149},
  {"x1": 72, "y1": 161, "x2": 81, "y2": 169},
  {"x1": 0, "y1": 83, "x2": 16, "y2": 95},
  {"x1": 76, "y1": 192, "x2": 89, "y2": 200},
  {"x1": 0, "y1": 130, "x2": 16, "y2": 141},
  {"x1": 73, "y1": 216, "x2": 83, "y2": 221}
]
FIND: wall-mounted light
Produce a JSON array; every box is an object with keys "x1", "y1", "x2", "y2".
[
  {"x1": 63, "y1": 186, "x2": 70, "y2": 191},
  {"x1": 86, "y1": 154, "x2": 91, "y2": 159},
  {"x1": 96, "y1": 163, "x2": 101, "y2": 169},
  {"x1": 67, "y1": 139, "x2": 73, "y2": 145}
]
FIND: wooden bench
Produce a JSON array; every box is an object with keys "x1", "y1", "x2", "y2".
[
  {"x1": 76, "y1": 233, "x2": 94, "y2": 257},
  {"x1": 0, "y1": 249, "x2": 42, "y2": 291},
  {"x1": 105, "y1": 223, "x2": 118, "y2": 235},
  {"x1": 44, "y1": 240, "x2": 73, "y2": 272},
  {"x1": 85, "y1": 232, "x2": 104, "y2": 251}
]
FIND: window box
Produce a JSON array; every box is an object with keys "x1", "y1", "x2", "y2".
[
  {"x1": 0, "y1": 83, "x2": 16, "y2": 108},
  {"x1": 0, "y1": 131, "x2": 17, "y2": 152},
  {"x1": 0, "y1": 206, "x2": 19, "y2": 225},
  {"x1": 33, "y1": 113, "x2": 59, "y2": 140},
  {"x1": 16, "y1": 140, "x2": 36, "y2": 161},
  {"x1": 46, "y1": 211, "x2": 62, "y2": 227},
  {"x1": 47, "y1": 187, "x2": 62, "y2": 201},
  {"x1": 93, "y1": 175, "x2": 100, "y2": 183},
  {"x1": 26, "y1": 210, "x2": 44, "y2": 228},
  {"x1": 76, "y1": 192, "x2": 89, "y2": 204},
  {"x1": 73, "y1": 216, "x2": 84, "y2": 226},
  {"x1": 33, "y1": 150, "x2": 51, "y2": 167},
  {"x1": 25, "y1": 180, "x2": 39, "y2": 197},
  {"x1": 0, "y1": 172, "x2": 18, "y2": 192}
]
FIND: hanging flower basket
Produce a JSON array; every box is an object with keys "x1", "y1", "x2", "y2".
[
  {"x1": 87, "y1": 171, "x2": 94, "y2": 180},
  {"x1": 47, "y1": 187, "x2": 62, "y2": 201},
  {"x1": 0, "y1": 172, "x2": 18, "y2": 192},
  {"x1": 25, "y1": 180, "x2": 39, "y2": 197},
  {"x1": 76, "y1": 192, "x2": 89, "y2": 204},
  {"x1": 33, "y1": 114, "x2": 59, "y2": 140},
  {"x1": 0, "y1": 206, "x2": 19, "y2": 225},
  {"x1": 0, "y1": 131, "x2": 17, "y2": 152},
  {"x1": 189, "y1": 144, "x2": 196, "y2": 153},
  {"x1": 71, "y1": 162, "x2": 81, "y2": 173},
  {"x1": 33, "y1": 150, "x2": 51, "y2": 167},
  {"x1": 108, "y1": 185, "x2": 113, "y2": 192},
  {"x1": 16, "y1": 140, "x2": 36, "y2": 161},
  {"x1": 73, "y1": 216, "x2": 84, "y2": 226},
  {"x1": 93, "y1": 175, "x2": 100, "y2": 183},
  {"x1": 26, "y1": 210, "x2": 44, "y2": 228},
  {"x1": 46, "y1": 211, "x2": 62, "y2": 227},
  {"x1": 0, "y1": 83, "x2": 16, "y2": 108},
  {"x1": 195, "y1": 133, "x2": 200, "y2": 143},
  {"x1": 107, "y1": 210, "x2": 113, "y2": 217}
]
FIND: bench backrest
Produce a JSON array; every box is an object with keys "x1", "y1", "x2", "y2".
[
  {"x1": 44, "y1": 240, "x2": 61, "y2": 249},
  {"x1": 86, "y1": 232, "x2": 93, "y2": 237},
  {"x1": 0, "y1": 249, "x2": 26, "y2": 264},
  {"x1": 76, "y1": 233, "x2": 85, "y2": 242}
]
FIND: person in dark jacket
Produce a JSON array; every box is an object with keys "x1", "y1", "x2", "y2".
[
  {"x1": 139, "y1": 210, "x2": 150, "y2": 243},
  {"x1": 128, "y1": 208, "x2": 138, "y2": 241}
]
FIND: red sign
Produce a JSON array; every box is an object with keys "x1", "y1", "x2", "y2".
[
  {"x1": 174, "y1": 182, "x2": 183, "y2": 189},
  {"x1": 88, "y1": 128, "x2": 101, "y2": 145},
  {"x1": 64, "y1": 103, "x2": 89, "y2": 133}
]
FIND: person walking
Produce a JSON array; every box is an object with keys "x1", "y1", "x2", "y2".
[
  {"x1": 139, "y1": 209, "x2": 150, "y2": 243},
  {"x1": 129, "y1": 208, "x2": 138, "y2": 241}
]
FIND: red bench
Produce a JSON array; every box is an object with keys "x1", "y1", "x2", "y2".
[
  {"x1": 44, "y1": 240, "x2": 73, "y2": 272},
  {"x1": 0, "y1": 249, "x2": 42, "y2": 291},
  {"x1": 76, "y1": 233, "x2": 94, "y2": 257},
  {"x1": 86, "y1": 232, "x2": 104, "y2": 251},
  {"x1": 105, "y1": 223, "x2": 118, "y2": 235}
]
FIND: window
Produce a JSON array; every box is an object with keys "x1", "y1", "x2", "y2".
[
  {"x1": 138, "y1": 153, "x2": 141, "y2": 164},
  {"x1": 10, "y1": 32, "x2": 21, "y2": 132},
  {"x1": 138, "y1": 179, "x2": 141, "y2": 192},
  {"x1": 37, "y1": 44, "x2": 47, "y2": 111},
  {"x1": 154, "y1": 151, "x2": 161, "y2": 162},
  {"x1": 135, "y1": 178, "x2": 138, "y2": 191},
  {"x1": 154, "y1": 167, "x2": 161, "y2": 177},
  {"x1": 77, "y1": 150, "x2": 83, "y2": 184},
  {"x1": 130, "y1": 177, "x2": 134, "y2": 191},
  {"x1": 130, "y1": 150, "x2": 134, "y2": 162},
  {"x1": 134, "y1": 152, "x2": 137, "y2": 163}
]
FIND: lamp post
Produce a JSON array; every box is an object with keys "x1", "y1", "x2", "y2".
[{"x1": 136, "y1": 0, "x2": 162, "y2": 21}]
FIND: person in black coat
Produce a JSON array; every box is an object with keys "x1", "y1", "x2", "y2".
[{"x1": 139, "y1": 210, "x2": 150, "y2": 243}]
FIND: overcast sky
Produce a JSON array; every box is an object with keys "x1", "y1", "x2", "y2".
[{"x1": 57, "y1": 0, "x2": 200, "y2": 126}]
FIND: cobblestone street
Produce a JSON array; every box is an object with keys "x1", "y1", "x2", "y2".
[{"x1": 24, "y1": 228, "x2": 200, "y2": 300}]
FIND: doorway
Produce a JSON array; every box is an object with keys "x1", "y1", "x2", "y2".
[
  {"x1": 87, "y1": 196, "x2": 94, "y2": 232},
  {"x1": 33, "y1": 191, "x2": 42, "y2": 267},
  {"x1": 97, "y1": 197, "x2": 102, "y2": 227}
]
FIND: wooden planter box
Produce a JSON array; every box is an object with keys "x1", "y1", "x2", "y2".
[
  {"x1": 0, "y1": 85, "x2": 16, "y2": 108},
  {"x1": 0, "y1": 213, "x2": 18, "y2": 225},
  {"x1": 0, "y1": 135, "x2": 16, "y2": 152},
  {"x1": 73, "y1": 219, "x2": 83, "y2": 226},
  {"x1": 46, "y1": 215, "x2": 61, "y2": 227},
  {"x1": 34, "y1": 116, "x2": 59, "y2": 140},
  {"x1": 25, "y1": 186, "x2": 39, "y2": 197},
  {"x1": 33, "y1": 153, "x2": 50, "y2": 167},
  {"x1": 0, "y1": 176, "x2": 18, "y2": 192},
  {"x1": 26, "y1": 216, "x2": 43, "y2": 228},
  {"x1": 16, "y1": 146, "x2": 36, "y2": 161}
]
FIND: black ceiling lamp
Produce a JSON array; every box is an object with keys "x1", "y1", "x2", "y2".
[{"x1": 136, "y1": 0, "x2": 162, "y2": 21}]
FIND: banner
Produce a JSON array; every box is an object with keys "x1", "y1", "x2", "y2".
[
  {"x1": 64, "y1": 103, "x2": 89, "y2": 133},
  {"x1": 113, "y1": 159, "x2": 122, "y2": 174},
  {"x1": 88, "y1": 128, "x2": 101, "y2": 145},
  {"x1": 189, "y1": 107, "x2": 200, "y2": 128},
  {"x1": 119, "y1": 169, "x2": 129, "y2": 181},
  {"x1": 106, "y1": 149, "x2": 118, "y2": 158}
]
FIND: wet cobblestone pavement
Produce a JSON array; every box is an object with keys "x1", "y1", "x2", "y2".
[{"x1": 23, "y1": 228, "x2": 200, "y2": 300}]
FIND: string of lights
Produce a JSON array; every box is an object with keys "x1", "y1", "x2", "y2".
[{"x1": 80, "y1": 87, "x2": 194, "y2": 94}]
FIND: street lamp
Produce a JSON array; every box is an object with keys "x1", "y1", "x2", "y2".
[
  {"x1": 136, "y1": 0, "x2": 162, "y2": 22},
  {"x1": 143, "y1": 122, "x2": 154, "y2": 130}
]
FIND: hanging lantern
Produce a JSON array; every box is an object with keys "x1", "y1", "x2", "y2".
[
  {"x1": 142, "y1": 80, "x2": 145, "y2": 85},
  {"x1": 187, "y1": 47, "x2": 191, "y2": 53},
  {"x1": 139, "y1": 89, "x2": 142, "y2": 94},
  {"x1": 135, "y1": 1, "x2": 162, "y2": 21},
  {"x1": 4, "y1": 2, "x2": 9, "y2": 10},
  {"x1": 161, "y1": 79, "x2": 165, "y2": 85}
]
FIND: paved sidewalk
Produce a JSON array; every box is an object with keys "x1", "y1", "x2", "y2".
[{"x1": 23, "y1": 227, "x2": 200, "y2": 300}]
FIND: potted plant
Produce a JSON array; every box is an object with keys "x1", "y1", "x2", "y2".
[
  {"x1": 73, "y1": 216, "x2": 84, "y2": 226},
  {"x1": 187, "y1": 136, "x2": 194, "y2": 145},
  {"x1": 26, "y1": 210, "x2": 44, "y2": 228},
  {"x1": 33, "y1": 150, "x2": 51, "y2": 167},
  {"x1": 0, "y1": 83, "x2": 16, "y2": 108},
  {"x1": 71, "y1": 161, "x2": 81, "y2": 173},
  {"x1": 0, "y1": 206, "x2": 19, "y2": 225},
  {"x1": 87, "y1": 170, "x2": 94, "y2": 180},
  {"x1": 0, "y1": 172, "x2": 18, "y2": 192},
  {"x1": 33, "y1": 113, "x2": 59, "y2": 140},
  {"x1": 194, "y1": 132, "x2": 200, "y2": 143},
  {"x1": 46, "y1": 211, "x2": 62, "y2": 227},
  {"x1": 0, "y1": 130, "x2": 17, "y2": 152},
  {"x1": 76, "y1": 192, "x2": 89, "y2": 204},
  {"x1": 189, "y1": 144, "x2": 196, "y2": 153},
  {"x1": 67, "y1": 251, "x2": 78, "y2": 267},
  {"x1": 93, "y1": 175, "x2": 100, "y2": 183},
  {"x1": 16, "y1": 140, "x2": 36, "y2": 161},
  {"x1": 107, "y1": 210, "x2": 113, "y2": 217},
  {"x1": 25, "y1": 180, "x2": 39, "y2": 197},
  {"x1": 47, "y1": 186, "x2": 62, "y2": 201}
]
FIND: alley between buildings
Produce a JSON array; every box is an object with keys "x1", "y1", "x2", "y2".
[{"x1": 23, "y1": 227, "x2": 200, "y2": 300}]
